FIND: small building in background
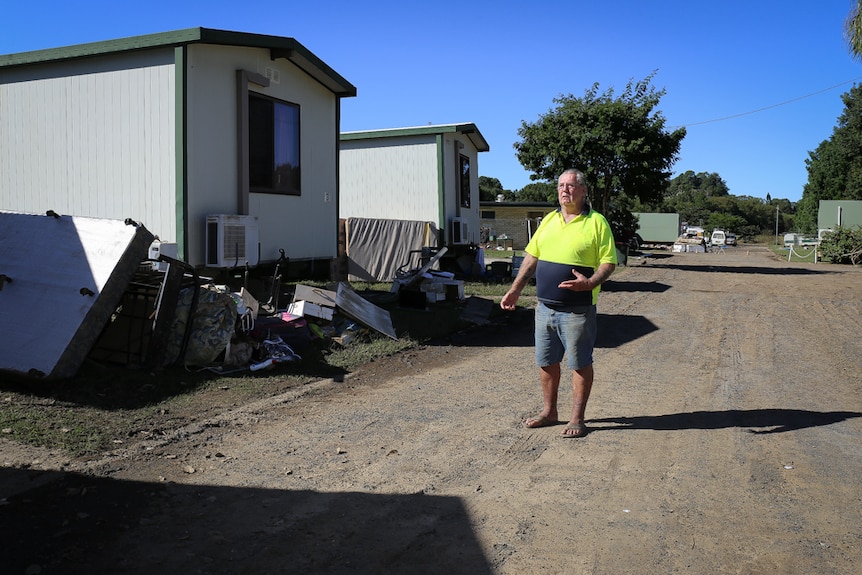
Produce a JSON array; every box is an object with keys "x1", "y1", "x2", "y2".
[
  {"x1": 479, "y1": 201, "x2": 556, "y2": 251},
  {"x1": 818, "y1": 200, "x2": 862, "y2": 232},
  {"x1": 339, "y1": 124, "x2": 489, "y2": 280}
]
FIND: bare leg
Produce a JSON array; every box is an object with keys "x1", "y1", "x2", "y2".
[
  {"x1": 524, "y1": 363, "x2": 561, "y2": 427},
  {"x1": 562, "y1": 365, "x2": 593, "y2": 437}
]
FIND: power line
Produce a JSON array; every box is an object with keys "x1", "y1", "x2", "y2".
[{"x1": 670, "y1": 76, "x2": 862, "y2": 129}]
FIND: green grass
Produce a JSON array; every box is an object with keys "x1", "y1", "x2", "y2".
[{"x1": 766, "y1": 244, "x2": 821, "y2": 263}]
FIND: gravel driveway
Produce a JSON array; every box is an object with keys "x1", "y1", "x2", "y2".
[{"x1": 2, "y1": 246, "x2": 861, "y2": 575}]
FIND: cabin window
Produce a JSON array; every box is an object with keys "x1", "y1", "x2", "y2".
[
  {"x1": 249, "y1": 93, "x2": 301, "y2": 195},
  {"x1": 459, "y1": 154, "x2": 471, "y2": 208}
]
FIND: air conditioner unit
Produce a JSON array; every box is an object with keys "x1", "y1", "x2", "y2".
[
  {"x1": 450, "y1": 217, "x2": 469, "y2": 245},
  {"x1": 206, "y1": 214, "x2": 260, "y2": 268}
]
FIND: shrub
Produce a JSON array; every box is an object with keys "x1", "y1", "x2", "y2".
[{"x1": 818, "y1": 226, "x2": 862, "y2": 264}]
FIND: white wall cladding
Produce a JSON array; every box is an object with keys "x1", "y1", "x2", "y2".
[
  {"x1": 340, "y1": 136, "x2": 440, "y2": 223},
  {"x1": 2, "y1": 39, "x2": 348, "y2": 267},
  {"x1": 0, "y1": 52, "x2": 176, "y2": 240},
  {"x1": 186, "y1": 44, "x2": 339, "y2": 263}
]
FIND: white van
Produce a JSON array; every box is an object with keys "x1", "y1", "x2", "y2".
[{"x1": 711, "y1": 229, "x2": 727, "y2": 246}]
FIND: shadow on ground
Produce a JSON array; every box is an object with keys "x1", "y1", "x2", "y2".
[
  {"x1": 602, "y1": 280, "x2": 671, "y2": 293},
  {"x1": 589, "y1": 409, "x2": 862, "y2": 434},
  {"x1": 649, "y1": 263, "x2": 834, "y2": 276},
  {"x1": 596, "y1": 314, "x2": 659, "y2": 348},
  {"x1": 0, "y1": 468, "x2": 493, "y2": 575},
  {"x1": 435, "y1": 307, "x2": 660, "y2": 351}
]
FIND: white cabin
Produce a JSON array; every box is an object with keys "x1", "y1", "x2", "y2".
[
  {"x1": 339, "y1": 124, "x2": 489, "y2": 247},
  {"x1": 0, "y1": 28, "x2": 356, "y2": 268}
]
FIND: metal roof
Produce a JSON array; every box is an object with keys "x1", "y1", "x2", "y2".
[
  {"x1": 341, "y1": 123, "x2": 490, "y2": 152},
  {"x1": 0, "y1": 27, "x2": 356, "y2": 97}
]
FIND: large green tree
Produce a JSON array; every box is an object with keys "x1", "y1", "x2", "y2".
[
  {"x1": 797, "y1": 83, "x2": 862, "y2": 232},
  {"x1": 845, "y1": 0, "x2": 862, "y2": 60},
  {"x1": 513, "y1": 73, "x2": 686, "y2": 214},
  {"x1": 479, "y1": 176, "x2": 506, "y2": 202},
  {"x1": 516, "y1": 182, "x2": 557, "y2": 202}
]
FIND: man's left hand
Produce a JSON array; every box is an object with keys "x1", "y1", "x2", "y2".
[{"x1": 558, "y1": 268, "x2": 592, "y2": 292}]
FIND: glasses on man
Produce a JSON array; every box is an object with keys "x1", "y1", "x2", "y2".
[{"x1": 558, "y1": 183, "x2": 581, "y2": 190}]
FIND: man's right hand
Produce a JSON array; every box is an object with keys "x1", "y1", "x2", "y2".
[{"x1": 500, "y1": 290, "x2": 519, "y2": 310}]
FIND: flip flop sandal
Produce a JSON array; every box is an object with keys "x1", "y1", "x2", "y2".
[{"x1": 561, "y1": 423, "x2": 588, "y2": 438}]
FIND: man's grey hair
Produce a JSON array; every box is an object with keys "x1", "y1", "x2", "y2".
[{"x1": 558, "y1": 168, "x2": 587, "y2": 188}]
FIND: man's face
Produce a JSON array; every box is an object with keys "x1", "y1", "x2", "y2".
[{"x1": 557, "y1": 173, "x2": 586, "y2": 206}]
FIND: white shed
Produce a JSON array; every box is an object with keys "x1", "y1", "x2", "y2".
[
  {"x1": 339, "y1": 123, "x2": 490, "y2": 247},
  {"x1": 0, "y1": 28, "x2": 356, "y2": 268}
]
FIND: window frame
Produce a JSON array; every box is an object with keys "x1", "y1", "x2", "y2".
[
  {"x1": 248, "y1": 91, "x2": 301, "y2": 196},
  {"x1": 459, "y1": 154, "x2": 471, "y2": 209}
]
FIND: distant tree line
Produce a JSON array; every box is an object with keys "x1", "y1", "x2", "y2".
[
  {"x1": 481, "y1": 171, "x2": 790, "y2": 241},
  {"x1": 480, "y1": 7, "x2": 862, "y2": 252},
  {"x1": 482, "y1": 70, "x2": 862, "y2": 242}
]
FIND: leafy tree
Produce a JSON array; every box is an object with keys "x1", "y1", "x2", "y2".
[
  {"x1": 666, "y1": 170, "x2": 729, "y2": 199},
  {"x1": 845, "y1": 0, "x2": 862, "y2": 60},
  {"x1": 516, "y1": 182, "x2": 556, "y2": 202},
  {"x1": 479, "y1": 176, "x2": 506, "y2": 202},
  {"x1": 818, "y1": 226, "x2": 862, "y2": 264},
  {"x1": 514, "y1": 72, "x2": 686, "y2": 214},
  {"x1": 798, "y1": 83, "x2": 862, "y2": 231}
]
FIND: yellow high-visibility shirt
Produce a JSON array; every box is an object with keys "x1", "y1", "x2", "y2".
[{"x1": 525, "y1": 207, "x2": 617, "y2": 306}]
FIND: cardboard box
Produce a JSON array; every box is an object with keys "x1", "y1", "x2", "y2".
[{"x1": 287, "y1": 300, "x2": 334, "y2": 321}]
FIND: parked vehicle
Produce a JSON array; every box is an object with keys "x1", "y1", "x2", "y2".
[
  {"x1": 711, "y1": 229, "x2": 728, "y2": 246},
  {"x1": 725, "y1": 232, "x2": 737, "y2": 246}
]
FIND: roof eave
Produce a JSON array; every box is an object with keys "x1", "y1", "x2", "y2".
[
  {"x1": 341, "y1": 122, "x2": 489, "y2": 152},
  {"x1": 0, "y1": 27, "x2": 357, "y2": 98}
]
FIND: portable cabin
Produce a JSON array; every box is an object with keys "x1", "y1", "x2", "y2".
[
  {"x1": 340, "y1": 123, "x2": 489, "y2": 248},
  {"x1": 632, "y1": 213, "x2": 682, "y2": 244},
  {"x1": 818, "y1": 200, "x2": 862, "y2": 234},
  {"x1": 0, "y1": 28, "x2": 356, "y2": 269}
]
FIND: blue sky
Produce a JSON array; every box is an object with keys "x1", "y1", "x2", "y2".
[{"x1": 2, "y1": 0, "x2": 860, "y2": 202}]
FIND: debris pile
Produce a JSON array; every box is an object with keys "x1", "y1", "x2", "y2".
[{"x1": 163, "y1": 281, "x2": 397, "y2": 375}]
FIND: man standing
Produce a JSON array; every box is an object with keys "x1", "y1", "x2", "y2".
[{"x1": 501, "y1": 169, "x2": 617, "y2": 438}]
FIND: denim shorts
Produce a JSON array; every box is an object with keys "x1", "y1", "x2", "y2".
[{"x1": 534, "y1": 301, "x2": 597, "y2": 370}]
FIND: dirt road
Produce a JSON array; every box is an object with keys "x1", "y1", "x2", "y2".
[{"x1": 2, "y1": 246, "x2": 861, "y2": 574}]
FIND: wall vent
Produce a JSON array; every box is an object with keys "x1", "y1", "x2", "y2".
[{"x1": 263, "y1": 67, "x2": 281, "y2": 84}]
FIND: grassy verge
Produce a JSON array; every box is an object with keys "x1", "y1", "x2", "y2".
[
  {"x1": 0, "y1": 279, "x2": 531, "y2": 458},
  {"x1": 766, "y1": 244, "x2": 821, "y2": 263}
]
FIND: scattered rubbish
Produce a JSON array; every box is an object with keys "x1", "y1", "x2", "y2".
[
  {"x1": 389, "y1": 246, "x2": 469, "y2": 309},
  {"x1": 0, "y1": 210, "x2": 438, "y2": 379},
  {"x1": 262, "y1": 336, "x2": 302, "y2": 364},
  {"x1": 287, "y1": 299, "x2": 334, "y2": 321}
]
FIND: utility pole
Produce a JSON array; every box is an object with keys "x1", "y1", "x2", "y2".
[{"x1": 775, "y1": 205, "x2": 779, "y2": 245}]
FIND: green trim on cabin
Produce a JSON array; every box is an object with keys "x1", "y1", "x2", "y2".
[
  {"x1": 174, "y1": 46, "x2": 187, "y2": 261},
  {"x1": 436, "y1": 134, "x2": 446, "y2": 235},
  {"x1": 0, "y1": 27, "x2": 357, "y2": 98},
  {"x1": 341, "y1": 123, "x2": 490, "y2": 152}
]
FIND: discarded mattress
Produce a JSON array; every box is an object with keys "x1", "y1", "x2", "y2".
[{"x1": 0, "y1": 211, "x2": 154, "y2": 380}]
